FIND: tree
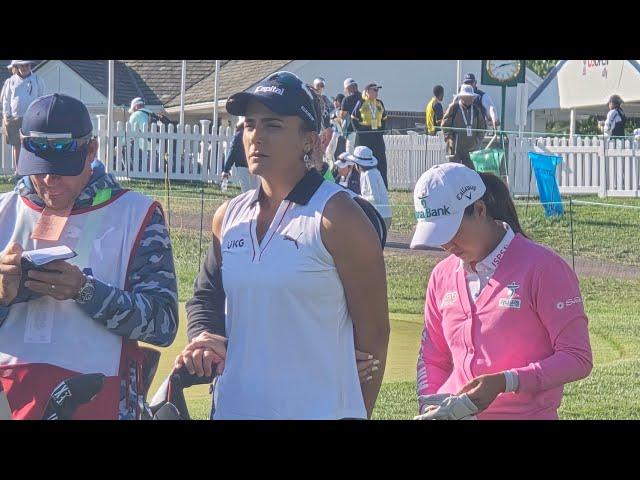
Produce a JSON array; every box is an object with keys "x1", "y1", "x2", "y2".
[{"x1": 527, "y1": 60, "x2": 558, "y2": 79}]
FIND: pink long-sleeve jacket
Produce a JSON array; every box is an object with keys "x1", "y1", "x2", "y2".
[{"x1": 417, "y1": 233, "x2": 593, "y2": 420}]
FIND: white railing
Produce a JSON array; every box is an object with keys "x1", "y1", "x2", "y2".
[
  {"x1": 95, "y1": 115, "x2": 235, "y2": 183},
  {"x1": 507, "y1": 135, "x2": 640, "y2": 197},
  {"x1": 0, "y1": 125, "x2": 14, "y2": 175},
  {"x1": 3, "y1": 121, "x2": 639, "y2": 198},
  {"x1": 387, "y1": 132, "x2": 640, "y2": 198},
  {"x1": 384, "y1": 132, "x2": 448, "y2": 189}
]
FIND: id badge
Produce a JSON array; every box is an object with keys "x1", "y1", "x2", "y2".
[{"x1": 466, "y1": 126, "x2": 473, "y2": 137}]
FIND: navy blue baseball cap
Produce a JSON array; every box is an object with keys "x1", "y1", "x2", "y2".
[
  {"x1": 463, "y1": 73, "x2": 476, "y2": 84},
  {"x1": 226, "y1": 71, "x2": 319, "y2": 132},
  {"x1": 18, "y1": 93, "x2": 94, "y2": 177}
]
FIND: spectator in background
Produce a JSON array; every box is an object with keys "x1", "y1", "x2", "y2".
[
  {"x1": 127, "y1": 97, "x2": 151, "y2": 168},
  {"x1": 326, "y1": 93, "x2": 347, "y2": 164},
  {"x1": 462, "y1": 73, "x2": 499, "y2": 130},
  {"x1": 310, "y1": 77, "x2": 333, "y2": 163},
  {"x1": 332, "y1": 93, "x2": 345, "y2": 120},
  {"x1": 349, "y1": 146, "x2": 392, "y2": 230},
  {"x1": 425, "y1": 85, "x2": 445, "y2": 135},
  {"x1": 352, "y1": 83, "x2": 389, "y2": 188},
  {"x1": 222, "y1": 117, "x2": 258, "y2": 193},
  {"x1": 442, "y1": 84, "x2": 486, "y2": 169},
  {"x1": 340, "y1": 78, "x2": 361, "y2": 154},
  {"x1": 332, "y1": 151, "x2": 360, "y2": 194},
  {"x1": 604, "y1": 94, "x2": 626, "y2": 138},
  {"x1": 2, "y1": 61, "x2": 45, "y2": 171},
  {"x1": 312, "y1": 77, "x2": 333, "y2": 123}
]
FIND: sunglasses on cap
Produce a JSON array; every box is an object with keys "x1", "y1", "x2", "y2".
[{"x1": 20, "y1": 131, "x2": 94, "y2": 154}]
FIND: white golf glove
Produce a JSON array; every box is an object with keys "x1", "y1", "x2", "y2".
[{"x1": 414, "y1": 393, "x2": 479, "y2": 420}]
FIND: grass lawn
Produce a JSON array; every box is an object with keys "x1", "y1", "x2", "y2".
[
  {"x1": 2, "y1": 178, "x2": 638, "y2": 419},
  {"x1": 149, "y1": 252, "x2": 640, "y2": 420}
]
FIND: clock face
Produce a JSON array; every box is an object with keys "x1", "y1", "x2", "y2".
[{"x1": 487, "y1": 60, "x2": 522, "y2": 82}]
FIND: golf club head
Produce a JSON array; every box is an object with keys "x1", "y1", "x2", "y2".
[
  {"x1": 149, "y1": 366, "x2": 216, "y2": 420},
  {"x1": 153, "y1": 402, "x2": 183, "y2": 420},
  {"x1": 42, "y1": 373, "x2": 106, "y2": 420},
  {"x1": 139, "y1": 346, "x2": 161, "y2": 399}
]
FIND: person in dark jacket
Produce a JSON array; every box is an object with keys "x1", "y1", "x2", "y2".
[
  {"x1": 604, "y1": 94, "x2": 626, "y2": 138},
  {"x1": 221, "y1": 118, "x2": 258, "y2": 192}
]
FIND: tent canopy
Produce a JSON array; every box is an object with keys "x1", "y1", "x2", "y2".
[{"x1": 528, "y1": 60, "x2": 640, "y2": 112}]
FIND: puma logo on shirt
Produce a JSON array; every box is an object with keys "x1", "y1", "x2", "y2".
[{"x1": 283, "y1": 232, "x2": 303, "y2": 250}]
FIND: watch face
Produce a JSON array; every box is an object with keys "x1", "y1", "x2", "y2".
[{"x1": 487, "y1": 60, "x2": 521, "y2": 82}]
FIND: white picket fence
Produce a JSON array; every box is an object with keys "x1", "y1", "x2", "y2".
[
  {"x1": 95, "y1": 115, "x2": 236, "y2": 183},
  {"x1": 385, "y1": 133, "x2": 640, "y2": 197},
  {"x1": 0, "y1": 125, "x2": 14, "y2": 174},
  {"x1": 2, "y1": 121, "x2": 639, "y2": 198},
  {"x1": 507, "y1": 135, "x2": 640, "y2": 197},
  {"x1": 384, "y1": 133, "x2": 448, "y2": 189}
]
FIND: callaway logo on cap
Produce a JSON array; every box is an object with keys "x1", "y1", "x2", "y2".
[{"x1": 410, "y1": 163, "x2": 486, "y2": 248}]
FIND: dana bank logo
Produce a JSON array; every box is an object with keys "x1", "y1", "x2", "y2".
[
  {"x1": 582, "y1": 60, "x2": 608, "y2": 78},
  {"x1": 415, "y1": 194, "x2": 451, "y2": 220}
]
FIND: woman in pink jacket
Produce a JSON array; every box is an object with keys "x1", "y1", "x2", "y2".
[{"x1": 411, "y1": 163, "x2": 592, "y2": 420}]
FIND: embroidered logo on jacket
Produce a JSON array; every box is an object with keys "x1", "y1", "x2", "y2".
[
  {"x1": 499, "y1": 281, "x2": 521, "y2": 309},
  {"x1": 441, "y1": 291, "x2": 459, "y2": 307},
  {"x1": 556, "y1": 296, "x2": 583, "y2": 310}
]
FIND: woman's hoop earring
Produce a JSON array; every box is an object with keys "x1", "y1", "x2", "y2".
[{"x1": 303, "y1": 152, "x2": 312, "y2": 168}]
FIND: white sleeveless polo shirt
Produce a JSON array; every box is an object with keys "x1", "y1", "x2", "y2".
[{"x1": 214, "y1": 177, "x2": 367, "y2": 419}]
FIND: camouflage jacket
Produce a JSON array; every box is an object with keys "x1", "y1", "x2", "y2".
[{"x1": 0, "y1": 166, "x2": 178, "y2": 419}]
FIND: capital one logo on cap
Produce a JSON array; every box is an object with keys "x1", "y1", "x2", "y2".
[{"x1": 255, "y1": 85, "x2": 284, "y2": 96}]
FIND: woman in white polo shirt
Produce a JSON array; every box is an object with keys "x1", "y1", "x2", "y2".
[{"x1": 175, "y1": 71, "x2": 389, "y2": 420}]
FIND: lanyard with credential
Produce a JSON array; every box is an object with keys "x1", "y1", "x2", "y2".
[
  {"x1": 458, "y1": 101, "x2": 473, "y2": 137},
  {"x1": 369, "y1": 101, "x2": 378, "y2": 129},
  {"x1": 74, "y1": 189, "x2": 113, "y2": 270}
]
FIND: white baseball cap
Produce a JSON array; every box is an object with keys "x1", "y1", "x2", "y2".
[
  {"x1": 129, "y1": 97, "x2": 145, "y2": 113},
  {"x1": 313, "y1": 77, "x2": 326, "y2": 87},
  {"x1": 343, "y1": 77, "x2": 357, "y2": 89},
  {"x1": 410, "y1": 163, "x2": 486, "y2": 248},
  {"x1": 335, "y1": 152, "x2": 354, "y2": 168}
]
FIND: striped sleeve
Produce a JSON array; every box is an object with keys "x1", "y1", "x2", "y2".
[{"x1": 76, "y1": 206, "x2": 179, "y2": 347}]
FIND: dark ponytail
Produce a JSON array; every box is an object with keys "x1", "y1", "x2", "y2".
[
  {"x1": 300, "y1": 83, "x2": 325, "y2": 134},
  {"x1": 465, "y1": 172, "x2": 527, "y2": 237}
]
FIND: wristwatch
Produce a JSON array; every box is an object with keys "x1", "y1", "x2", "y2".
[{"x1": 74, "y1": 275, "x2": 96, "y2": 304}]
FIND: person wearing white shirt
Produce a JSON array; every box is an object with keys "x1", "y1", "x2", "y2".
[
  {"x1": 2, "y1": 60, "x2": 45, "y2": 170},
  {"x1": 603, "y1": 94, "x2": 626, "y2": 138},
  {"x1": 175, "y1": 71, "x2": 389, "y2": 420},
  {"x1": 348, "y1": 146, "x2": 392, "y2": 229},
  {"x1": 462, "y1": 73, "x2": 499, "y2": 130}
]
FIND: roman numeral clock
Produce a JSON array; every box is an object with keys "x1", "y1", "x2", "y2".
[{"x1": 481, "y1": 60, "x2": 526, "y2": 129}]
